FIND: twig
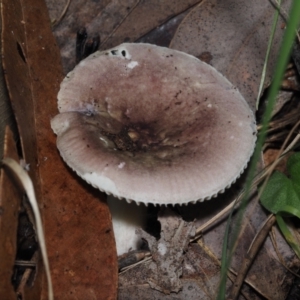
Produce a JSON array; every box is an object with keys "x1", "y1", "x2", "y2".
[
  {"x1": 118, "y1": 250, "x2": 151, "y2": 271},
  {"x1": 228, "y1": 214, "x2": 276, "y2": 300},
  {"x1": 192, "y1": 168, "x2": 266, "y2": 242},
  {"x1": 119, "y1": 256, "x2": 152, "y2": 274},
  {"x1": 270, "y1": 226, "x2": 300, "y2": 278},
  {"x1": 193, "y1": 118, "x2": 300, "y2": 240},
  {"x1": 100, "y1": 0, "x2": 140, "y2": 49},
  {"x1": 52, "y1": 0, "x2": 71, "y2": 27},
  {"x1": 14, "y1": 260, "x2": 37, "y2": 268},
  {"x1": 197, "y1": 240, "x2": 268, "y2": 299}
]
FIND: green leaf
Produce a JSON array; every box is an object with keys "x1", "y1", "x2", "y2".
[
  {"x1": 279, "y1": 205, "x2": 300, "y2": 219},
  {"x1": 260, "y1": 170, "x2": 300, "y2": 214},
  {"x1": 287, "y1": 152, "x2": 300, "y2": 179},
  {"x1": 261, "y1": 152, "x2": 300, "y2": 259},
  {"x1": 260, "y1": 153, "x2": 300, "y2": 214}
]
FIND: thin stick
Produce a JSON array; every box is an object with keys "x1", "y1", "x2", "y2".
[
  {"x1": 228, "y1": 214, "x2": 276, "y2": 300},
  {"x1": 270, "y1": 226, "x2": 300, "y2": 278},
  {"x1": 52, "y1": 0, "x2": 71, "y2": 27}
]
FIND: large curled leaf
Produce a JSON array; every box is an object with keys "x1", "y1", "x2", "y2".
[
  {"x1": 261, "y1": 153, "x2": 300, "y2": 214},
  {"x1": 1, "y1": 0, "x2": 118, "y2": 298}
]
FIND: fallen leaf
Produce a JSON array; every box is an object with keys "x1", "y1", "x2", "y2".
[
  {"x1": 119, "y1": 278, "x2": 216, "y2": 300},
  {"x1": 170, "y1": 0, "x2": 292, "y2": 110},
  {"x1": 137, "y1": 9, "x2": 192, "y2": 47},
  {"x1": 1, "y1": 0, "x2": 118, "y2": 299},
  {"x1": 263, "y1": 148, "x2": 291, "y2": 173},
  {"x1": 118, "y1": 242, "x2": 265, "y2": 299},
  {"x1": 137, "y1": 208, "x2": 195, "y2": 294},
  {"x1": 46, "y1": 0, "x2": 200, "y2": 72},
  {"x1": 180, "y1": 189, "x2": 299, "y2": 299},
  {"x1": 98, "y1": 0, "x2": 201, "y2": 50}
]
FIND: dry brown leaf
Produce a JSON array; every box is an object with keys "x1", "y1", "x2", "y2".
[
  {"x1": 0, "y1": 127, "x2": 20, "y2": 299},
  {"x1": 1, "y1": 0, "x2": 118, "y2": 299},
  {"x1": 137, "y1": 9, "x2": 192, "y2": 47},
  {"x1": 263, "y1": 148, "x2": 291, "y2": 174},
  {"x1": 46, "y1": 0, "x2": 111, "y2": 73},
  {"x1": 119, "y1": 279, "x2": 215, "y2": 300},
  {"x1": 98, "y1": 0, "x2": 201, "y2": 50},
  {"x1": 186, "y1": 243, "x2": 262, "y2": 300},
  {"x1": 170, "y1": 0, "x2": 292, "y2": 110},
  {"x1": 46, "y1": 0, "x2": 200, "y2": 72},
  {"x1": 137, "y1": 209, "x2": 195, "y2": 294}
]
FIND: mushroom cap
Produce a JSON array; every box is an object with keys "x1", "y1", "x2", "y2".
[{"x1": 51, "y1": 43, "x2": 256, "y2": 205}]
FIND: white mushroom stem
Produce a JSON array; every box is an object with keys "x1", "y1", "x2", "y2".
[{"x1": 107, "y1": 195, "x2": 147, "y2": 256}]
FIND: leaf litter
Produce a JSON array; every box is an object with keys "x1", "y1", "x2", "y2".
[
  {"x1": 45, "y1": 0, "x2": 300, "y2": 298},
  {"x1": 1, "y1": 0, "x2": 300, "y2": 299},
  {"x1": 136, "y1": 208, "x2": 195, "y2": 294},
  {"x1": 46, "y1": 0, "x2": 201, "y2": 73}
]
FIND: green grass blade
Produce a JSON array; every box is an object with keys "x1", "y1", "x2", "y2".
[
  {"x1": 256, "y1": 0, "x2": 282, "y2": 109},
  {"x1": 276, "y1": 214, "x2": 300, "y2": 259}
]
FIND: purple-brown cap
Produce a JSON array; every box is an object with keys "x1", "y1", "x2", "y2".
[{"x1": 51, "y1": 43, "x2": 256, "y2": 205}]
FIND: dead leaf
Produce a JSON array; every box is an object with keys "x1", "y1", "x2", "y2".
[
  {"x1": 263, "y1": 148, "x2": 291, "y2": 173},
  {"x1": 118, "y1": 242, "x2": 264, "y2": 300},
  {"x1": 119, "y1": 279, "x2": 214, "y2": 300},
  {"x1": 0, "y1": 127, "x2": 20, "y2": 299},
  {"x1": 170, "y1": 0, "x2": 292, "y2": 110},
  {"x1": 1, "y1": 0, "x2": 118, "y2": 299},
  {"x1": 137, "y1": 9, "x2": 192, "y2": 47},
  {"x1": 46, "y1": 0, "x2": 201, "y2": 72},
  {"x1": 97, "y1": 0, "x2": 201, "y2": 50},
  {"x1": 137, "y1": 208, "x2": 195, "y2": 294},
  {"x1": 181, "y1": 188, "x2": 299, "y2": 299}
]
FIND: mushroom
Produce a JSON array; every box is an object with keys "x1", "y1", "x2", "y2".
[{"x1": 51, "y1": 43, "x2": 256, "y2": 255}]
